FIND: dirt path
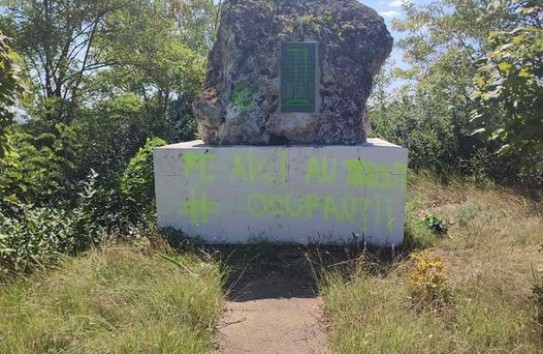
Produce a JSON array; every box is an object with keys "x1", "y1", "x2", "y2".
[{"x1": 213, "y1": 272, "x2": 328, "y2": 354}]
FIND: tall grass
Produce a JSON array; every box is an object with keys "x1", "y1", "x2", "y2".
[
  {"x1": 320, "y1": 173, "x2": 543, "y2": 353},
  {"x1": 0, "y1": 246, "x2": 224, "y2": 354}
]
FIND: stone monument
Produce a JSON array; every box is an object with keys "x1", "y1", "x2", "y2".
[
  {"x1": 193, "y1": 0, "x2": 393, "y2": 145},
  {"x1": 154, "y1": 0, "x2": 408, "y2": 245}
]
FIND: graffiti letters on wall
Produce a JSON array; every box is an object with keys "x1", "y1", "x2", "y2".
[{"x1": 179, "y1": 151, "x2": 407, "y2": 232}]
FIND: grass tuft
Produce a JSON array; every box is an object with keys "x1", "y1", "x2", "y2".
[{"x1": 0, "y1": 246, "x2": 224, "y2": 354}]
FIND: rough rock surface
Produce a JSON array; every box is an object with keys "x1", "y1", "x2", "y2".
[{"x1": 193, "y1": 0, "x2": 393, "y2": 145}]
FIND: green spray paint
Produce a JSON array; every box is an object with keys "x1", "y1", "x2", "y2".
[
  {"x1": 183, "y1": 152, "x2": 215, "y2": 181},
  {"x1": 181, "y1": 192, "x2": 219, "y2": 224}
]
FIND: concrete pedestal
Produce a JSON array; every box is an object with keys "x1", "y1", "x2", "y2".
[{"x1": 153, "y1": 139, "x2": 408, "y2": 245}]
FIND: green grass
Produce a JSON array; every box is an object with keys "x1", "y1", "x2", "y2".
[
  {"x1": 0, "y1": 245, "x2": 225, "y2": 354},
  {"x1": 320, "y1": 173, "x2": 543, "y2": 354}
]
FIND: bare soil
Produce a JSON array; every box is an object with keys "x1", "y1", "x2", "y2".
[{"x1": 211, "y1": 246, "x2": 328, "y2": 354}]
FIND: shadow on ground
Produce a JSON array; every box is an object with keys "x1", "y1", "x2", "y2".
[
  {"x1": 160, "y1": 228, "x2": 407, "y2": 301},
  {"x1": 199, "y1": 242, "x2": 403, "y2": 302},
  {"x1": 219, "y1": 244, "x2": 316, "y2": 302}
]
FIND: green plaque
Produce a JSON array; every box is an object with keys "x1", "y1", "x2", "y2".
[{"x1": 280, "y1": 42, "x2": 317, "y2": 113}]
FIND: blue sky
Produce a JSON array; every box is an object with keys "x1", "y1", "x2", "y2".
[
  {"x1": 358, "y1": 0, "x2": 431, "y2": 70},
  {"x1": 359, "y1": 0, "x2": 411, "y2": 67}
]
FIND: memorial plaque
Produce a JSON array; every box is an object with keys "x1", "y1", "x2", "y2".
[{"x1": 280, "y1": 42, "x2": 317, "y2": 113}]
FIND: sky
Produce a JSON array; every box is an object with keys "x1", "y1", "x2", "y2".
[{"x1": 359, "y1": 0, "x2": 422, "y2": 69}]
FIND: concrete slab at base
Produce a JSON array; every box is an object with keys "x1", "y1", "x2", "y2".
[{"x1": 154, "y1": 139, "x2": 408, "y2": 245}]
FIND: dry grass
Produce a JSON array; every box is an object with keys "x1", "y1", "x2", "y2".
[
  {"x1": 0, "y1": 245, "x2": 224, "y2": 354},
  {"x1": 321, "y1": 172, "x2": 543, "y2": 354}
]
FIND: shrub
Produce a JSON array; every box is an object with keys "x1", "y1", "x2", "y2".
[
  {"x1": 0, "y1": 171, "x2": 107, "y2": 277},
  {"x1": 0, "y1": 205, "x2": 81, "y2": 276},
  {"x1": 424, "y1": 214, "x2": 448, "y2": 235},
  {"x1": 0, "y1": 128, "x2": 63, "y2": 206},
  {"x1": 370, "y1": 89, "x2": 462, "y2": 174},
  {"x1": 403, "y1": 200, "x2": 436, "y2": 250},
  {"x1": 0, "y1": 32, "x2": 26, "y2": 157},
  {"x1": 120, "y1": 137, "x2": 166, "y2": 215},
  {"x1": 0, "y1": 123, "x2": 80, "y2": 208},
  {"x1": 408, "y1": 251, "x2": 453, "y2": 310}
]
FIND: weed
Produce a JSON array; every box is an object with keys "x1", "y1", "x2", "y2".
[
  {"x1": 404, "y1": 199, "x2": 436, "y2": 250},
  {"x1": 409, "y1": 251, "x2": 453, "y2": 310},
  {"x1": 424, "y1": 214, "x2": 448, "y2": 235}
]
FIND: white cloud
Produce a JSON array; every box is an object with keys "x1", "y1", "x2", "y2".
[
  {"x1": 389, "y1": 0, "x2": 404, "y2": 7},
  {"x1": 379, "y1": 10, "x2": 401, "y2": 18}
]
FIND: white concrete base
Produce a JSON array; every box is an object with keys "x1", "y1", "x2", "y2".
[{"x1": 153, "y1": 139, "x2": 408, "y2": 245}]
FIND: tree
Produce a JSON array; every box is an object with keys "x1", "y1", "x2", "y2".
[
  {"x1": 0, "y1": 0, "x2": 131, "y2": 122},
  {"x1": 371, "y1": 0, "x2": 540, "y2": 181},
  {"x1": 1, "y1": 0, "x2": 217, "y2": 183},
  {"x1": 92, "y1": 0, "x2": 209, "y2": 117},
  {"x1": 1, "y1": 0, "x2": 215, "y2": 138},
  {"x1": 392, "y1": 0, "x2": 519, "y2": 130},
  {"x1": 472, "y1": 0, "x2": 542, "y2": 164},
  {"x1": 0, "y1": 31, "x2": 25, "y2": 157}
]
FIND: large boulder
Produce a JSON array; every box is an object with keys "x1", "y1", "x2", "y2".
[{"x1": 193, "y1": 0, "x2": 393, "y2": 145}]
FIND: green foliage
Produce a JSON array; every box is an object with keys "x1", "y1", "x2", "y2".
[
  {"x1": 424, "y1": 214, "x2": 448, "y2": 235},
  {"x1": 371, "y1": 0, "x2": 499, "y2": 176},
  {"x1": 2, "y1": 0, "x2": 212, "y2": 130},
  {"x1": 0, "y1": 0, "x2": 218, "y2": 278},
  {"x1": 0, "y1": 0, "x2": 131, "y2": 120},
  {"x1": 95, "y1": 0, "x2": 208, "y2": 110},
  {"x1": 121, "y1": 137, "x2": 166, "y2": 213},
  {"x1": 371, "y1": 86, "x2": 461, "y2": 173},
  {"x1": 0, "y1": 170, "x2": 105, "y2": 276},
  {"x1": 404, "y1": 200, "x2": 436, "y2": 250},
  {"x1": 70, "y1": 94, "x2": 149, "y2": 179},
  {"x1": 0, "y1": 205, "x2": 80, "y2": 275},
  {"x1": 0, "y1": 31, "x2": 25, "y2": 157},
  {"x1": 371, "y1": 0, "x2": 543, "y2": 189},
  {"x1": 472, "y1": 1, "x2": 543, "y2": 163},
  {"x1": 0, "y1": 125, "x2": 77, "y2": 206}
]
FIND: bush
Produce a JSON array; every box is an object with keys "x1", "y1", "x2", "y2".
[
  {"x1": 403, "y1": 200, "x2": 436, "y2": 250},
  {"x1": 0, "y1": 205, "x2": 82, "y2": 276},
  {"x1": 408, "y1": 251, "x2": 453, "y2": 310},
  {"x1": 0, "y1": 171, "x2": 107, "y2": 277},
  {"x1": 120, "y1": 137, "x2": 166, "y2": 216},
  {"x1": 0, "y1": 32, "x2": 26, "y2": 157},
  {"x1": 0, "y1": 123, "x2": 80, "y2": 208},
  {"x1": 423, "y1": 214, "x2": 448, "y2": 235},
  {"x1": 370, "y1": 89, "x2": 463, "y2": 174},
  {"x1": 0, "y1": 128, "x2": 63, "y2": 206}
]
